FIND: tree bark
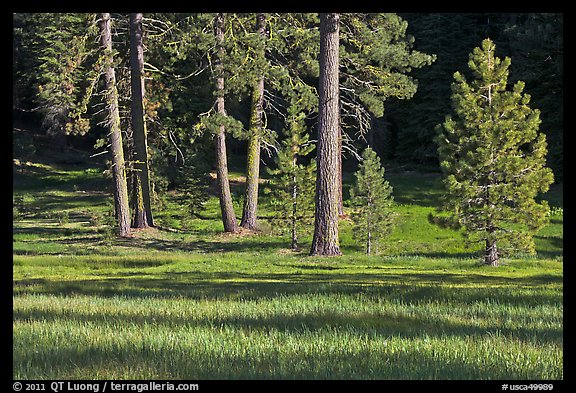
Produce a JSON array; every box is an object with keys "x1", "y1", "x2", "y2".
[
  {"x1": 485, "y1": 238, "x2": 498, "y2": 266},
  {"x1": 241, "y1": 13, "x2": 266, "y2": 231},
  {"x1": 131, "y1": 173, "x2": 147, "y2": 228},
  {"x1": 99, "y1": 13, "x2": 130, "y2": 237},
  {"x1": 310, "y1": 13, "x2": 342, "y2": 256},
  {"x1": 291, "y1": 169, "x2": 298, "y2": 250},
  {"x1": 214, "y1": 13, "x2": 239, "y2": 233},
  {"x1": 338, "y1": 130, "x2": 344, "y2": 216},
  {"x1": 366, "y1": 200, "x2": 372, "y2": 255},
  {"x1": 129, "y1": 12, "x2": 153, "y2": 228}
]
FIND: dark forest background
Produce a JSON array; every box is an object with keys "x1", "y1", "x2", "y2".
[{"x1": 13, "y1": 13, "x2": 563, "y2": 182}]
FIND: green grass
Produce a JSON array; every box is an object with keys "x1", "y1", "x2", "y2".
[
  {"x1": 14, "y1": 289, "x2": 561, "y2": 379},
  {"x1": 12, "y1": 157, "x2": 563, "y2": 380}
]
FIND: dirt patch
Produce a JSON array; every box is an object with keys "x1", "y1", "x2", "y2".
[{"x1": 216, "y1": 226, "x2": 261, "y2": 239}]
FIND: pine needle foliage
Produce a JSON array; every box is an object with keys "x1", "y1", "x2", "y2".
[
  {"x1": 434, "y1": 38, "x2": 554, "y2": 266},
  {"x1": 35, "y1": 13, "x2": 101, "y2": 137},
  {"x1": 266, "y1": 105, "x2": 316, "y2": 251},
  {"x1": 350, "y1": 147, "x2": 395, "y2": 255}
]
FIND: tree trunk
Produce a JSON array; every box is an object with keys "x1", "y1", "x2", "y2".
[
  {"x1": 129, "y1": 12, "x2": 153, "y2": 228},
  {"x1": 338, "y1": 130, "x2": 344, "y2": 216},
  {"x1": 100, "y1": 13, "x2": 130, "y2": 237},
  {"x1": 214, "y1": 13, "x2": 238, "y2": 233},
  {"x1": 131, "y1": 173, "x2": 147, "y2": 228},
  {"x1": 366, "y1": 201, "x2": 372, "y2": 255},
  {"x1": 291, "y1": 170, "x2": 298, "y2": 250},
  {"x1": 485, "y1": 238, "x2": 498, "y2": 266},
  {"x1": 241, "y1": 13, "x2": 266, "y2": 231},
  {"x1": 367, "y1": 228, "x2": 371, "y2": 255},
  {"x1": 310, "y1": 13, "x2": 342, "y2": 256},
  {"x1": 240, "y1": 129, "x2": 261, "y2": 229}
]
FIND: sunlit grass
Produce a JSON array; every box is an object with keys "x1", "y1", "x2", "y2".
[
  {"x1": 14, "y1": 288, "x2": 562, "y2": 379},
  {"x1": 13, "y1": 159, "x2": 563, "y2": 379}
]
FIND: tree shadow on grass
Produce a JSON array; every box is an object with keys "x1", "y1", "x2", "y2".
[
  {"x1": 13, "y1": 225, "x2": 98, "y2": 237},
  {"x1": 401, "y1": 251, "x2": 479, "y2": 259},
  {"x1": 13, "y1": 293, "x2": 562, "y2": 378},
  {"x1": 13, "y1": 267, "x2": 562, "y2": 307},
  {"x1": 14, "y1": 193, "x2": 108, "y2": 216},
  {"x1": 407, "y1": 246, "x2": 562, "y2": 261},
  {"x1": 13, "y1": 260, "x2": 563, "y2": 379},
  {"x1": 14, "y1": 222, "x2": 292, "y2": 256},
  {"x1": 113, "y1": 235, "x2": 289, "y2": 254},
  {"x1": 534, "y1": 235, "x2": 563, "y2": 259},
  {"x1": 13, "y1": 330, "x2": 558, "y2": 379}
]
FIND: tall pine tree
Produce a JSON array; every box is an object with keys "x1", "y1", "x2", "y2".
[
  {"x1": 327, "y1": 13, "x2": 436, "y2": 214},
  {"x1": 129, "y1": 12, "x2": 154, "y2": 228},
  {"x1": 435, "y1": 38, "x2": 554, "y2": 266},
  {"x1": 310, "y1": 13, "x2": 342, "y2": 256},
  {"x1": 213, "y1": 13, "x2": 239, "y2": 233},
  {"x1": 240, "y1": 13, "x2": 267, "y2": 230},
  {"x1": 99, "y1": 12, "x2": 131, "y2": 237}
]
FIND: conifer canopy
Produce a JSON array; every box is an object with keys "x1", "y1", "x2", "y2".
[
  {"x1": 350, "y1": 147, "x2": 395, "y2": 255},
  {"x1": 435, "y1": 38, "x2": 554, "y2": 266}
]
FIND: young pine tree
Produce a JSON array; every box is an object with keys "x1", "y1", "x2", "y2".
[
  {"x1": 350, "y1": 147, "x2": 394, "y2": 255},
  {"x1": 434, "y1": 38, "x2": 554, "y2": 266},
  {"x1": 266, "y1": 107, "x2": 316, "y2": 251}
]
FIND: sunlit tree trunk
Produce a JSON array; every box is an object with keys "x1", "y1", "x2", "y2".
[
  {"x1": 310, "y1": 13, "x2": 342, "y2": 256},
  {"x1": 214, "y1": 13, "x2": 239, "y2": 233},
  {"x1": 338, "y1": 131, "x2": 343, "y2": 216},
  {"x1": 129, "y1": 12, "x2": 154, "y2": 227},
  {"x1": 99, "y1": 12, "x2": 130, "y2": 237},
  {"x1": 485, "y1": 238, "x2": 498, "y2": 267},
  {"x1": 241, "y1": 13, "x2": 266, "y2": 230},
  {"x1": 291, "y1": 166, "x2": 298, "y2": 250}
]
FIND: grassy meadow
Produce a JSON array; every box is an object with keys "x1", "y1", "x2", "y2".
[{"x1": 12, "y1": 154, "x2": 563, "y2": 380}]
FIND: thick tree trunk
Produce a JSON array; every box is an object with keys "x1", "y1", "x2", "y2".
[
  {"x1": 241, "y1": 13, "x2": 266, "y2": 231},
  {"x1": 240, "y1": 127, "x2": 261, "y2": 229},
  {"x1": 129, "y1": 12, "x2": 153, "y2": 228},
  {"x1": 310, "y1": 13, "x2": 342, "y2": 256},
  {"x1": 214, "y1": 13, "x2": 239, "y2": 233},
  {"x1": 485, "y1": 238, "x2": 498, "y2": 266},
  {"x1": 100, "y1": 13, "x2": 130, "y2": 237}
]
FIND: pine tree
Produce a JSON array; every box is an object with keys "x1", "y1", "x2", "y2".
[
  {"x1": 310, "y1": 13, "x2": 342, "y2": 256},
  {"x1": 266, "y1": 104, "x2": 316, "y2": 250},
  {"x1": 129, "y1": 12, "x2": 154, "y2": 228},
  {"x1": 435, "y1": 38, "x2": 554, "y2": 266},
  {"x1": 240, "y1": 13, "x2": 267, "y2": 231},
  {"x1": 172, "y1": 155, "x2": 211, "y2": 223},
  {"x1": 350, "y1": 147, "x2": 394, "y2": 255},
  {"x1": 317, "y1": 13, "x2": 436, "y2": 215},
  {"x1": 34, "y1": 13, "x2": 100, "y2": 145},
  {"x1": 213, "y1": 13, "x2": 239, "y2": 233},
  {"x1": 99, "y1": 12, "x2": 131, "y2": 238}
]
